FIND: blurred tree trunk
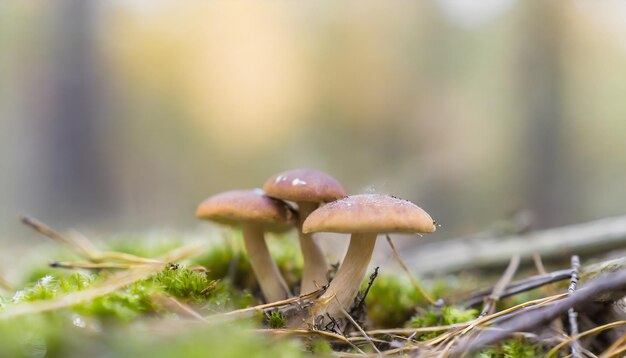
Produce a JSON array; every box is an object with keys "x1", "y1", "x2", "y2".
[
  {"x1": 520, "y1": 1, "x2": 573, "y2": 229},
  {"x1": 42, "y1": 0, "x2": 111, "y2": 224}
]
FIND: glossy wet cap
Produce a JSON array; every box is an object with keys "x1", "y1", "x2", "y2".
[
  {"x1": 196, "y1": 189, "x2": 295, "y2": 229},
  {"x1": 302, "y1": 194, "x2": 436, "y2": 234},
  {"x1": 263, "y1": 168, "x2": 346, "y2": 203}
]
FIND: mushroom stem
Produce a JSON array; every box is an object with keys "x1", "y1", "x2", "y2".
[
  {"x1": 297, "y1": 202, "x2": 330, "y2": 294},
  {"x1": 314, "y1": 233, "x2": 377, "y2": 318},
  {"x1": 242, "y1": 222, "x2": 292, "y2": 302}
]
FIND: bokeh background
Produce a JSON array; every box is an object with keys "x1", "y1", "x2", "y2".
[{"x1": 2, "y1": 1, "x2": 626, "y2": 250}]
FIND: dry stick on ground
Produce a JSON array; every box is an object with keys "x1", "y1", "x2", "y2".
[
  {"x1": 464, "y1": 255, "x2": 626, "y2": 308},
  {"x1": 385, "y1": 234, "x2": 436, "y2": 305},
  {"x1": 568, "y1": 255, "x2": 582, "y2": 358},
  {"x1": 462, "y1": 268, "x2": 572, "y2": 307},
  {"x1": 461, "y1": 251, "x2": 626, "y2": 307},
  {"x1": 452, "y1": 269, "x2": 626, "y2": 357},
  {"x1": 20, "y1": 215, "x2": 163, "y2": 264},
  {"x1": 401, "y1": 215, "x2": 626, "y2": 275},
  {"x1": 480, "y1": 255, "x2": 520, "y2": 317}
]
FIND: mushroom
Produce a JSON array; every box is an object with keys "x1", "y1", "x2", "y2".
[
  {"x1": 264, "y1": 169, "x2": 346, "y2": 294},
  {"x1": 301, "y1": 194, "x2": 436, "y2": 326},
  {"x1": 196, "y1": 189, "x2": 294, "y2": 302}
]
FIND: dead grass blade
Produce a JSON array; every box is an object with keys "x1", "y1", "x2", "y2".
[
  {"x1": 20, "y1": 215, "x2": 164, "y2": 264},
  {"x1": 0, "y1": 242, "x2": 207, "y2": 319},
  {"x1": 480, "y1": 255, "x2": 520, "y2": 317},
  {"x1": 547, "y1": 321, "x2": 626, "y2": 358},
  {"x1": 385, "y1": 234, "x2": 436, "y2": 305}
]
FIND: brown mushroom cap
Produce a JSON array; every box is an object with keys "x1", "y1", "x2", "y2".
[
  {"x1": 302, "y1": 194, "x2": 436, "y2": 234},
  {"x1": 263, "y1": 168, "x2": 346, "y2": 203},
  {"x1": 196, "y1": 189, "x2": 294, "y2": 228}
]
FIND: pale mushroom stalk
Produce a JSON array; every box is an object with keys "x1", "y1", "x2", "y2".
[
  {"x1": 297, "y1": 202, "x2": 330, "y2": 294},
  {"x1": 300, "y1": 194, "x2": 437, "y2": 329},
  {"x1": 314, "y1": 233, "x2": 376, "y2": 317},
  {"x1": 242, "y1": 222, "x2": 292, "y2": 302}
]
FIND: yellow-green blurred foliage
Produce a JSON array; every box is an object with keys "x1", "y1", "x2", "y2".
[{"x1": 2, "y1": 0, "x2": 626, "y2": 241}]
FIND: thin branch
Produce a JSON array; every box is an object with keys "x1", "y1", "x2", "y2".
[
  {"x1": 400, "y1": 215, "x2": 626, "y2": 274},
  {"x1": 567, "y1": 255, "x2": 582, "y2": 358}
]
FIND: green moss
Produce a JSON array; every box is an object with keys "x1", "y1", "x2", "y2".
[
  {"x1": 266, "y1": 310, "x2": 286, "y2": 329},
  {"x1": 74, "y1": 281, "x2": 158, "y2": 321},
  {"x1": 154, "y1": 264, "x2": 216, "y2": 303},
  {"x1": 407, "y1": 306, "x2": 477, "y2": 340},
  {"x1": 309, "y1": 338, "x2": 333, "y2": 355},
  {"x1": 0, "y1": 314, "x2": 305, "y2": 358},
  {"x1": 475, "y1": 338, "x2": 544, "y2": 358},
  {"x1": 12, "y1": 273, "x2": 95, "y2": 303},
  {"x1": 365, "y1": 275, "x2": 427, "y2": 328},
  {"x1": 10, "y1": 265, "x2": 253, "y2": 321},
  {"x1": 0, "y1": 230, "x2": 556, "y2": 357}
]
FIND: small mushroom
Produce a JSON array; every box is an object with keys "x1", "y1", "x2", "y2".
[
  {"x1": 264, "y1": 169, "x2": 346, "y2": 294},
  {"x1": 301, "y1": 194, "x2": 436, "y2": 326},
  {"x1": 196, "y1": 189, "x2": 294, "y2": 302}
]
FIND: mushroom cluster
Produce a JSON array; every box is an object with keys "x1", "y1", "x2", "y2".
[{"x1": 196, "y1": 169, "x2": 436, "y2": 329}]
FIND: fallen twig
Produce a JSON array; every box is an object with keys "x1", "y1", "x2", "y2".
[
  {"x1": 401, "y1": 215, "x2": 626, "y2": 274},
  {"x1": 567, "y1": 255, "x2": 582, "y2": 358}
]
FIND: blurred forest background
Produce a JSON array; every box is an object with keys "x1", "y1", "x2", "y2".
[{"x1": 1, "y1": 1, "x2": 626, "y2": 250}]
